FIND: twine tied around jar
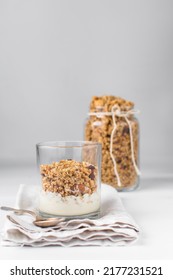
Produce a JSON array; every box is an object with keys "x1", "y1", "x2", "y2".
[{"x1": 88, "y1": 105, "x2": 141, "y2": 187}]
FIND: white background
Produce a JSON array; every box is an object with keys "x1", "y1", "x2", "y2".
[{"x1": 0, "y1": 0, "x2": 173, "y2": 173}]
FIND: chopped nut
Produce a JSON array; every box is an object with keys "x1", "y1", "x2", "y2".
[
  {"x1": 89, "y1": 172, "x2": 95, "y2": 180},
  {"x1": 87, "y1": 165, "x2": 95, "y2": 170}
]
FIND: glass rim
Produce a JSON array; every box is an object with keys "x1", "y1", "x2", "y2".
[{"x1": 36, "y1": 141, "x2": 102, "y2": 148}]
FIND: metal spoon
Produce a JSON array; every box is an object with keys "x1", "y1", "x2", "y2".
[{"x1": 0, "y1": 206, "x2": 64, "y2": 227}]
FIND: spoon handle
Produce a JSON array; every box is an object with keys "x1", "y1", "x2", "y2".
[
  {"x1": 0, "y1": 206, "x2": 37, "y2": 218},
  {"x1": 6, "y1": 215, "x2": 21, "y2": 226}
]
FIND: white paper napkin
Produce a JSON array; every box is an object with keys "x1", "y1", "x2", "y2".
[{"x1": 1, "y1": 184, "x2": 140, "y2": 247}]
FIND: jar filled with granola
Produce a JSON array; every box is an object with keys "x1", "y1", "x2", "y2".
[
  {"x1": 85, "y1": 96, "x2": 140, "y2": 191},
  {"x1": 36, "y1": 141, "x2": 101, "y2": 218}
]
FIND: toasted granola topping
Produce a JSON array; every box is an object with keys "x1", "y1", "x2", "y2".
[{"x1": 40, "y1": 160, "x2": 97, "y2": 197}]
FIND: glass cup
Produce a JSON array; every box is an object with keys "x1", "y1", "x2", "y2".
[{"x1": 36, "y1": 141, "x2": 101, "y2": 219}]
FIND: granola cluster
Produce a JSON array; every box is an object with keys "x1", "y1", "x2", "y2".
[
  {"x1": 40, "y1": 160, "x2": 97, "y2": 197},
  {"x1": 85, "y1": 95, "x2": 139, "y2": 189},
  {"x1": 89, "y1": 95, "x2": 134, "y2": 112}
]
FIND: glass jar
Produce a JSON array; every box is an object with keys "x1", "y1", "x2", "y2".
[
  {"x1": 36, "y1": 141, "x2": 101, "y2": 219},
  {"x1": 85, "y1": 96, "x2": 140, "y2": 191}
]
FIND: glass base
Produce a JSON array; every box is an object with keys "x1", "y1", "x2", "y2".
[
  {"x1": 38, "y1": 209, "x2": 100, "y2": 220},
  {"x1": 109, "y1": 178, "x2": 140, "y2": 192},
  {"x1": 116, "y1": 184, "x2": 139, "y2": 192}
]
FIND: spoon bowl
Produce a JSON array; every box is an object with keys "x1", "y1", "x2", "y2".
[{"x1": 33, "y1": 218, "x2": 64, "y2": 227}]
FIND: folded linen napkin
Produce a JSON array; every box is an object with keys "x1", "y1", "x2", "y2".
[{"x1": 1, "y1": 184, "x2": 140, "y2": 247}]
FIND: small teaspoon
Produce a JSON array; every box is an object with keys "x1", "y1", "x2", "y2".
[{"x1": 0, "y1": 206, "x2": 65, "y2": 228}]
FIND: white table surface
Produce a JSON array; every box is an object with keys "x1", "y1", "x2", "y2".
[{"x1": 0, "y1": 165, "x2": 173, "y2": 260}]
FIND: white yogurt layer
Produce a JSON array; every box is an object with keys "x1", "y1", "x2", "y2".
[{"x1": 39, "y1": 190, "x2": 100, "y2": 216}]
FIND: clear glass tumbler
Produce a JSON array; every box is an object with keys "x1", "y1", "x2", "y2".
[{"x1": 36, "y1": 141, "x2": 101, "y2": 219}]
